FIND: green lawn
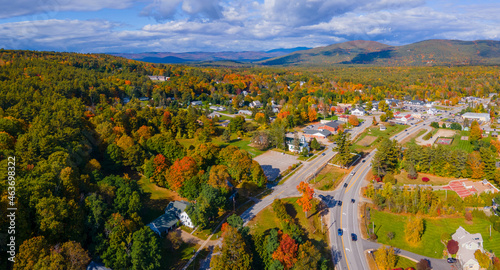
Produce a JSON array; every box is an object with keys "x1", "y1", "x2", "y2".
[
  {"x1": 371, "y1": 210, "x2": 500, "y2": 258},
  {"x1": 310, "y1": 165, "x2": 346, "y2": 191},
  {"x1": 138, "y1": 177, "x2": 183, "y2": 224},
  {"x1": 161, "y1": 240, "x2": 199, "y2": 270},
  {"x1": 353, "y1": 124, "x2": 409, "y2": 151},
  {"x1": 395, "y1": 256, "x2": 417, "y2": 269}
]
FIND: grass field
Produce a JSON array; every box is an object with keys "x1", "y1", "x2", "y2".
[
  {"x1": 353, "y1": 124, "x2": 409, "y2": 151},
  {"x1": 139, "y1": 176, "x2": 184, "y2": 224},
  {"x1": 310, "y1": 165, "x2": 347, "y2": 191},
  {"x1": 371, "y1": 210, "x2": 500, "y2": 258},
  {"x1": 394, "y1": 170, "x2": 455, "y2": 186}
]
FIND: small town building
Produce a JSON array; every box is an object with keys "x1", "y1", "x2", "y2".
[
  {"x1": 318, "y1": 120, "x2": 342, "y2": 134},
  {"x1": 303, "y1": 129, "x2": 331, "y2": 139},
  {"x1": 351, "y1": 107, "x2": 365, "y2": 116},
  {"x1": 452, "y1": 226, "x2": 484, "y2": 270},
  {"x1": 427, "y1": 108, "x2": 438, "y2": 115},
  {"x1": 191, "y1": 101, "x2": 203, "y2": 106},
  {"x1": 250, "y1": 100, "x2": 262, "y2": 108},
  {"x1": 148, "y1": 201, "x2": 193, "y2": 237},
  {"x1": 286, "y1": 135, "x2": 310, "y2": 153},
  {"x1": 462, "y1": 112, "x2": 490, "y2": 122},
  {"x1": 238, "y1": 110, "x2": 252, "y2": 116}
]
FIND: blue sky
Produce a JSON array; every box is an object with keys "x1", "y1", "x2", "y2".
[{"x1": 1, "y1": 0, "x2": 499, "y2": 53}]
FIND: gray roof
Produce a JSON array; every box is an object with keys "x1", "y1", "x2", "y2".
[
  {"x1": 304, "y1": 129, "x2": 331, "y2": 137},
  {"x1": 87, "y1": 261, "x2": 111, "y2": 270},
  {"x1": 148, "y1": 201, "x2": 191, "y2": 235},
  {"x1": 322, "y1": 121, "x2": 341, "y2": 128}
]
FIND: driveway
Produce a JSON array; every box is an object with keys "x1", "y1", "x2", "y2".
[{"x1": 253, "y1": 150, "x2": 300, "y2": 182}]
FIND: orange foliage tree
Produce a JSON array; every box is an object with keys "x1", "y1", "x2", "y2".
[
  {"x1": 297, "y1": 181, "x2": 314, "y2": 217},
  {"x1": 166, "y1": 156, "x2": 198, "y2": 191},
  {"x1": 467, "y1": 151, "x2": 484, "y2": 179},
  {"x1": 272, "y1": 233, "x2": 298, "y2": 270},
  {"x1": 308, "y1": 108, "x2": 317, "y2": 122},
  {"x1": 348, "y1": 115, "x2": 359, "y2": 126}
]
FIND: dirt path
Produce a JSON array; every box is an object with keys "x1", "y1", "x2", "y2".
[{"x1": 173, "y1": 228, "x2": 220, "y2": 247}]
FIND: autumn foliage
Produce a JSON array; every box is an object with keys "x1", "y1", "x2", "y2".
[
  {"x1": 166, "y1": 156, "x2": 198, "y2": 191},
  {"x1": 272, "y1": 233, "x2": 298, "y2": 269},
  {"x1": 296, "y1": 181, "x2": 314, "y2": 216}
]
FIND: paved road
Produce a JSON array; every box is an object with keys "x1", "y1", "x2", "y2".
[
  {"x1": 241, "y1": 118, "x2": 373, "y2": 224},
  {"x1": 328, "y1": 106, "x2": 465, "y2": 270}
]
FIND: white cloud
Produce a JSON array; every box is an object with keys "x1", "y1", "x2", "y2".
[
  {"x1": 0, "y1": 0, "x2": 136, "y2": 19},
  {"x1": 141, "y1": 0, "x2": 223, "y2": 21}
]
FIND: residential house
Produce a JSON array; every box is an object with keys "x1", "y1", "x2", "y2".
[
  {"x1": 148, "y1": 201, "x2": 193, "y2": 237},
  {"x1": 351, "y1": 107, "x2": 365, "y2": 116},
  {"x1": 303, "y1": 129, "x2": 331, "y2": 139},
  {"x1": 191, "y1": 101, "x2": 203, "y2": 106},
  {"x1": 409, "y1": 100, "x2": 425, "y2": 106},
  {"x1": 338, "y1": 115, "x2": 349, "y2": 123},
  {"x1": 452, "y1": 226, "x2": 484, "y2": 270},
  {"x1": 250, "y1": 100, "x2": 262, "y2": 108},
  {"x1": 208, "y1": 112, "x2": 220, "y2": 119},
  {"x1": 209, "y1": 105, "x2": 225, "y2": 111},
  {"x1": 220, "y1": 120, "x2": 230, "y2": 127},
  {"x1": 147, "y1": 75, "x2": 169, "y2": 81},
  {"x1": 427, "y1": 108, "x2": 438, "y2": 115},
  {"x1": 318, "y1": 121, "x2": 342, "y2": 134},
  {"x1": 238, "y1": 110, "x2": 252, "y2": 116},
  {"x1": 286, "y1": 135, "x2": 310, "y2": 153},
  {"x1": 379, "y1": 124, "x2": 387, "y2": 131}
]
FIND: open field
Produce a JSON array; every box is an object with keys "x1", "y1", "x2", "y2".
[
  {"x1": 371, "y1": 210, "x2": 500, "y2": 258},
  {"x1": 310, "y1": 165, "x2": 347, "y2": 191},
  {"x1": 394, "y1": 171, "x2": 456, "y2": 186},
  {"x1": 353, "y1": 124, "x2": 409, "y2": 151},
  {"x1": 139, "y1": 176, "x2": 184, "y2": 224}
]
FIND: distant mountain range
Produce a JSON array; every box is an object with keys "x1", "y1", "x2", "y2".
[
  {"x1": 111, "y1": 47, "x2": 311, "y2": 64},
  {"x1": 112, "y1": 40, "x2": 500, "y2": 66},
  {"x1": 258, "y1": 40, "x2": 500, "y2": 66}
]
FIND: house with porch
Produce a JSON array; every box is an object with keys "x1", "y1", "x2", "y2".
[{"x1": 452, "y1": 226, "x2": 484, "y2": 270}]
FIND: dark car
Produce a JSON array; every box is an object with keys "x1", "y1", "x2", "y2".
[
  {"x1": 343, "y1": 183, "x2": 348, "y2": 188},
  {"x1": 351, "y1": 233, "x2": 357, "y2": 241},
  {"x1": 351, "y1": 199, "x2": 355, "y2": 203},
  {"x1": 338, "y1": 201, "x2": 342, "y2": 206},
  {"x1": 338, "y1": 229, "x2": 343, "y2": 236},
  {"x1": 362, "y1": 159, "x2": 366, "y2": 163},
  {"x1": 447, "y1": 258, "x2": 457, "y2": 263},
  {"x1": 322, "y1": 153, "x2": 325, "y2": 156}
]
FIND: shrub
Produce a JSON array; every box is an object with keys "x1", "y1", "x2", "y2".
[
  {"x1": 447, "y1": 239, "x2": 459, "y2": 254},
  {"x1": 387, "y1": 231, "x2": 395, "y2": 240},
  {"x1": 422, "y1": 177, "x2": 430, "y2": 182},
  {"x1": 370, "y1": 234, "x2": 378, "y2": 241},
  {"x1": 464, "y1": 211, "x2": 473, "y2": 221}
]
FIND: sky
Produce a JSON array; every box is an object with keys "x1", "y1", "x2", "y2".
[{"x1": 1, "y1": 0, "x2": 499, "y2": 53}]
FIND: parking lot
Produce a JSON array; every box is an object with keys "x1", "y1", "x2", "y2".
[{"x1": 253, "y1": 150, "x2": 300, "y2": 182}]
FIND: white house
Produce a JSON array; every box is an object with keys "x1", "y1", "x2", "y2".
[
  {"x1": 250, "y1": 100, "x2": 262, "y2": 108},
  {"x1": 148, "y1": 201, "x2": 194, "y2": 236},
  {"x1": 427, "y1": 108, "x2": 438, "y2": 115},
  {"x1": 351, "y1": 107, "x2": 365, "y2": 116},
  {"x1": 238, "y1": 110, "x2": 252, "y2": 116},
  {"x1": 286, "y1": 135, "x2": 310, "y2": 153},
  {"x1": 191, "y1": 101, "x2": 203, "y2": 106},
  {"x1": 452, "y1": 226, "x2": 484, "y2": 270}
]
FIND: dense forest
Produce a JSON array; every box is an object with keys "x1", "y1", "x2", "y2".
[{"x1": 1, "y1": 49, "x2": 500, "y2": 269}]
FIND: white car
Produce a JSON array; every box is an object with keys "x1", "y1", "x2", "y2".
[{"x1": 350, "y1": 172, "x2": 355, "y2": 176}]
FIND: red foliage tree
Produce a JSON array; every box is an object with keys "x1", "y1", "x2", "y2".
[
  {"x1": 272, "y1": 233, "x2": 298, "y2": 270},
  {"x1": 296, "y1": 181, "x2": 314, "y2": 217},
  {"x1": 447, "y1": 239, "x2": 459, "y2": 255}
]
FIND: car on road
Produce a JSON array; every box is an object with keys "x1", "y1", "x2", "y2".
[
  {"x1": 351, "y1": 233, "x2": 357, "y2": 241},
  {"x1": 343, "y1": 183, "x2": 348, "y2": 187},
  {"x1": 405, "y1": 129, "x2": 407, "y2": 131},
  {"x1": 350, "y1": 172, "x2": 355, "y2": 176},
  {"x1": 447, "y1": 258, "x2": 457, "y2": 263},
  {"x1": 322, "y1": 153, "x2": 325, "y2": 156},
  {"x1": 338, "y1": 229, "x2": 343, "y2": 236},
  {"x1": 338, "y1": 201, "x2": 342, "y2": 206},
  {"x1": 362, "y1": 159, "x2": 365, "y2": 163},
  {"x1": 351, "y1": 199, "x2": 355, "y2": 203}
]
